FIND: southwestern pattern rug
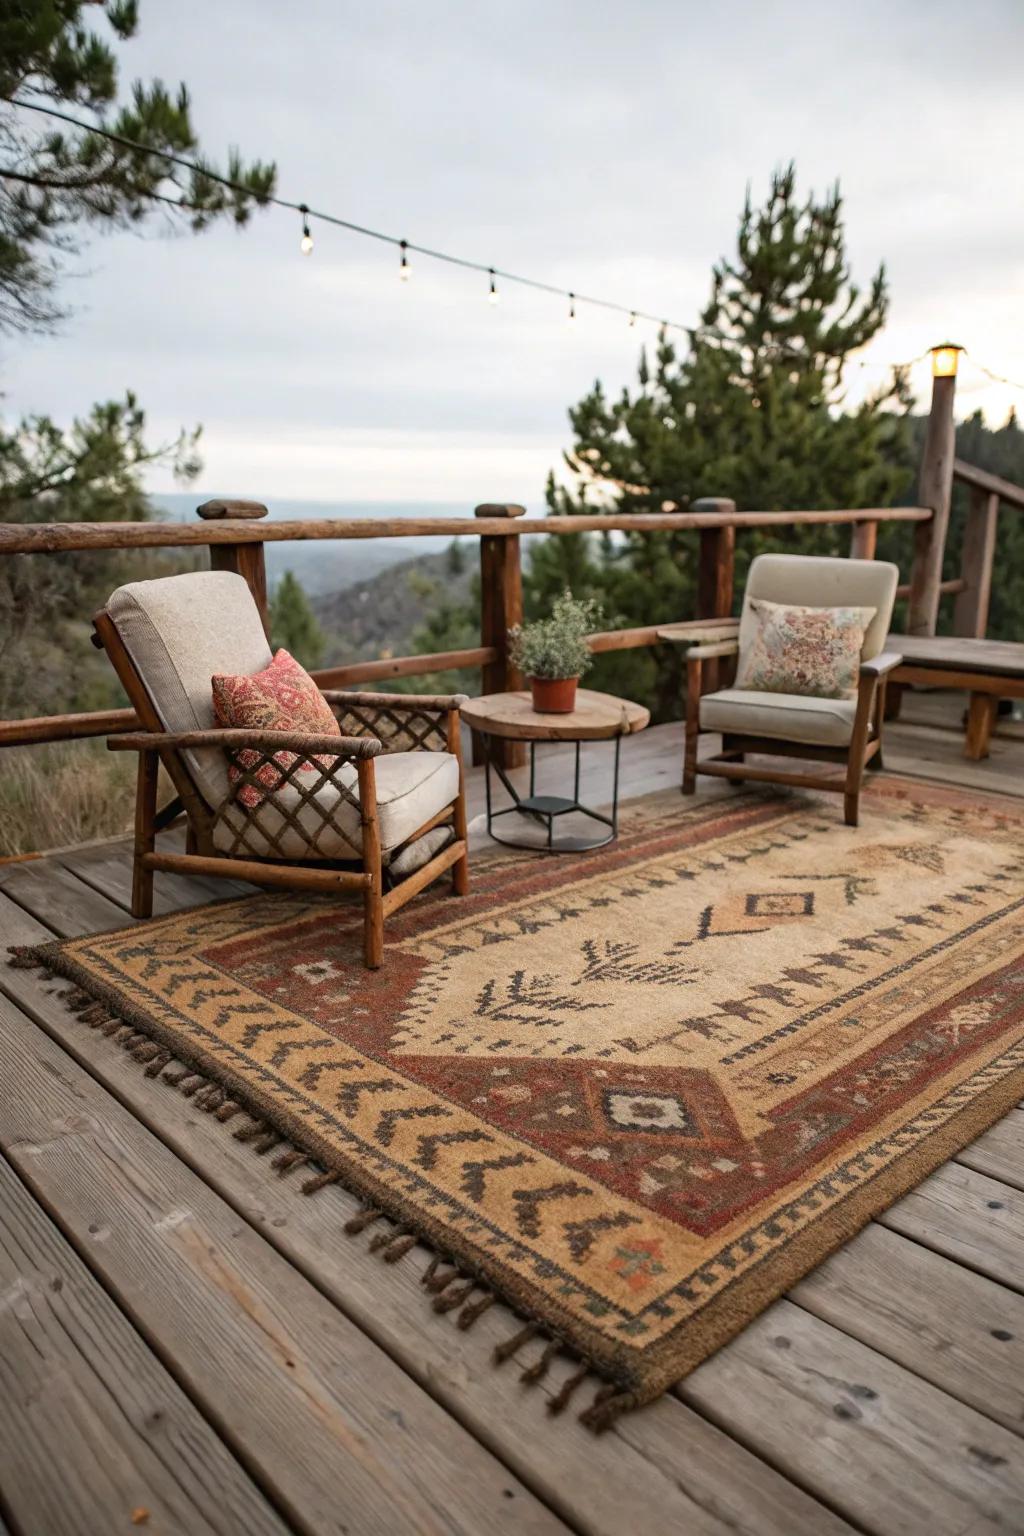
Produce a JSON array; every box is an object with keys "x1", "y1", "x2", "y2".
[{"x1": 15, "y1": 778, "x2": 1024, "y2": 1421}]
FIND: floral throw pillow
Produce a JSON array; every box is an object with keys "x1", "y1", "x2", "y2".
[
  {"x1": 211, "y1": 649, "x2": 342, "y2": 808},
  {"x1": 735, "y1": 599, "x2": 876, "y2": 700}
]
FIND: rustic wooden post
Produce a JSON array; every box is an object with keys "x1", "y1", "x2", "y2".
[
  {"x1": 907, "y1": 350, "x2": 959, "y2": 635},
  {"x1": 693, "y1": 497, "x2": 736, "y2": 693},
  {"x1": 850, "y1": 520, "x2": 878, "y2": 560},
  {"x1": 197, "y1": 499, "x2": 270, "y2": 639},
  {"x1": 475, "y1": 502, "x2": 526, "y2": 768},
  {"x1": 953, "y1": 486, "x2": 999, "y2": 637}
]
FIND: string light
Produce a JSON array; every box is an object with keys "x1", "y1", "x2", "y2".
[
  {"x1": 298, "y1": 203, "x2": 313, "y2": 255},
  {"x1": 0, "y1": 96, "x2": 685, "y2": 334},
  {"x1": 961, "y1": 351, "x2": 1024, "y2": 394},
  {"x1": 6, "y1": 95, "x2": 1024, "y2": 390}
]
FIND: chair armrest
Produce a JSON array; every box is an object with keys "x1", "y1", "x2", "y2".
[
  {"x1": 109, "y1": 729, "x2": 382, "y2": 758},
  {"x1": 658, "y1": 620, "x2": 740, "y2": 646},
  {"x1": 321, "y1": 690, "x2": 468, "y2": 711},
  {"x1": 859, "y1": 651, "x2": 903, "y2": 679},
  {"x1": 686, "y1": 639, "x2": 739, "y2": 661}
]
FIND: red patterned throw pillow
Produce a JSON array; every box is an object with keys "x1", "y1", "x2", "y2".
[{"x1": 211, "y1": 649, "x2": 342, "y2": 808}]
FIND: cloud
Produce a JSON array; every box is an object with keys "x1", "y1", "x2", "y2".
[{"x1": 3, "y1": 0, "x2": 1022, "y2": 501}]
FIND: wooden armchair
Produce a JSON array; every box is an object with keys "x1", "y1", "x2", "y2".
[
  {"x1": 660, "y1": 554, "x2": 902, "y2": 827},
  {"x1": 93, "y1": 570, "x2": 469, "y2": 968}
]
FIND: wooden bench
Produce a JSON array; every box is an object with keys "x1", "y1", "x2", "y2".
[{"x1": 889, "y1": 635, "x2": 1024, "y2": 760}]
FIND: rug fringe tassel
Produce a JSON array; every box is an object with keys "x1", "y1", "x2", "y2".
[
  {"x1": 6, "y1": 945, "x2": 47, "y2": 970},
  {"x1": 433, "y1": 1279, "x2": 474, "y2": 1314},
  {"x1": 301, "y1": 1169, "x2": 340, "y2": 1195},
  {"x1": 457, "y1": 1291, "x2": 494, "y2": 1330},
  {"x1": 382, "y1": 1233, "x2": 417, "y2": 1264},
  {"x1": 547, "y1": 1362, "x2": 589, "y2": 1415},
  {"x1": 493, "y1": 1322, "x2": 538, "y2": 1364},
  {"x1": 344, "y1": 1206, "x2": 384, "y2": 1235},
  {"x1": 520, "y1": 1338, "x2": 561, "y2": 1385},
  {"x1": 423, "y1": 1261, "x2": 460, "y2": 1295},
  {"x1": 578, "y1": 1388, "x2": 640, "y2": 1433}
]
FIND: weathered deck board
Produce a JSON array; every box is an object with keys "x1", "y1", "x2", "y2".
[
  {"x1": 0, "y1": 854, "x2": 132, "y2": 934},
  {"x1": 880, "y1": 1162, "x2": 1024, "y2": 1294},
  {"x1": 0, "y1": 1154, "x2": 290, "y2": 1536},
  {"x1": 789, "y1": 1221, "x2": 1024, "y2": 1435},
  {"x1": 59, "y1": 837, "x2": 256, "y2": 913},
  {"x1": 0, "y1": 891, "x2": 857, "y2": 1536},
  {"x1": 957, "y1": 1109, "x2": 1024, "y2": 1191},
  {"x1": 0, "y1": 991, "x2": 570, "y2": 1536},
  {"x1": 1, "y1": 698, "x2": 1022, "y2": 1536},
  {"x1": 678, "y1": 1299, "x2": 1024, "y2": 1536}
]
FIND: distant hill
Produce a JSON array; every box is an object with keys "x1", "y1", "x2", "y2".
[
  {"x1": 312, "y1": 546, "x2": 475, "y2": 666},
  {"x1": 150, "y1": 493, "x2": 481, "y2": 596}
]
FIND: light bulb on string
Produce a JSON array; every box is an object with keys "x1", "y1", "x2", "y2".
[
  {"x1": 488, "y1": 268, "x2": 498, "y2": 305},
  {"x1": 568, "y1": 292, "x2": 576, "y2": 325},
  {"x1": 299, "y1": 204, "x2": 313, "y2": 256},
  {"x1": 629, "y1": 311, "x2": 637, "y2": 328},
  {"x1": 399, "y1": 240, "x2": 411, "y2": 281}
]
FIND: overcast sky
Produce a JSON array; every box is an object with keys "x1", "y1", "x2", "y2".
[{"x1": 4, "y1": 0, "x2": 1023, "y2": 507}]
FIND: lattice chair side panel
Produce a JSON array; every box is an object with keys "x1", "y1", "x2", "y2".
[
  {"x1": 210, "y1": 745, "x2": 365, "y2": 861},
  {"x1": 329, "y1": 700, "x2": 449, "y2": 754}
]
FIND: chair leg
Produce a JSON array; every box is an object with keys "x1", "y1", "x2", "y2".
[
  {"x1": 682, "y1": 659, "x2": 701, "y2": 795},
  {"x1": 965, "y1": 692, "x2": 997, "y2": 761},
  {"x1": 451, "y1": 841, "x2": 469, "y2": 896},
  {"x1": 682, "y1": 728, "x2": 698, "y2": 794},
  {"x1": 358, "y1": 757, "x2": 384, "y2": 969},
  {"x1": 844, "y1": 751, "x2": 866, "y2": 826},
  {"x1": 447, "y1": 709, "x2": 470, "y2": 895},
  {"x1": 132, "y1": 750, "x2": 158, "y2": 919},
  {"x1": 363, "y1": 875, "x2": 384, "y2": 969}
]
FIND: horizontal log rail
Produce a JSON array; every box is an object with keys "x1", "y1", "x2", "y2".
[
  {"x1": 895, "y1": 575, "x2": 965, "y2": 603},
  {"x1": 953, "y1": 458, "x2": 1024, "y2": 511},
  {"x1": 2, "y1": 478, "x2": 1007, "y2": 765},
  {"x1": 0, "y1": 647, "x2": 497, "y2": 749},
  {"x1": 2, "y1": 349, "x2": 1018, "y2": 809},
  {"x1": 0, "y1": 505, "x2": 931, "y2": 555}
]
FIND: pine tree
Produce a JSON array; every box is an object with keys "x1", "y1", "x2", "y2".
[
  {"x1": 0, "y1": 1, "x2": 275, "y2": 332},
  {"x1": 271, "y1": 572, "x2": 325, "y2": 669},
  {"x1": 529, "y1": 165, "x2": 915, "y2": 719}
]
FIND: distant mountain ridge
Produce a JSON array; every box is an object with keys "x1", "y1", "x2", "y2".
[{"x1": 311, "y1": 547, "x2": 474, "y2": 666}]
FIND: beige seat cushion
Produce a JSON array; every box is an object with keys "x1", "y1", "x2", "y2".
[
  {"x1": 699, "y1": 688, "x2": 859, "y2": 747},
  {"x1": 108, "y1": 570, "x2": 273, "y2": 807},
  {"x1": 212, "y1": 749, "x2": 459, "y2": 861}
]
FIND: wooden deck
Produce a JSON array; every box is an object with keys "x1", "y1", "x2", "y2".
[{"x1": 0, "y1": 691, "x2": 1022, "y2": 1536}]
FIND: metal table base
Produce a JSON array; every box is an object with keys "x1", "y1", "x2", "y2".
[{"x1": 482, "y1": 734, "x2": 623, "y2": 853}]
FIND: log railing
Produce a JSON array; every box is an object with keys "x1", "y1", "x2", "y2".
[
  {"x1": 948, "y1": 458, "x2": 1024, "y2": 639},
  {"x1": 2, "y1": 361, "x2": 1020, "y2": 767},
  {"x1": 0, "y1": 499, "x2": 934, "y2": 767}
]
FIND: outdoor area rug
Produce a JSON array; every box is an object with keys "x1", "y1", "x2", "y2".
[{"x1": 13, "y1": 776, "x2": 1024, "y2": 1423}]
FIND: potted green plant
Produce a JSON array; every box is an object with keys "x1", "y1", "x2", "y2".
[{"x1": 509, "y1": 590, "x2": 602, "y2": 713}]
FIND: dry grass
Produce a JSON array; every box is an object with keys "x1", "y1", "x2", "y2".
[{"x1": 0, "y1": 741, "x2": 138, "y2": 858}]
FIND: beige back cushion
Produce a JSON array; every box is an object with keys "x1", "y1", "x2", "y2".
[
  {"x1": 107, "y1": 570, "x2": 273, "y2": 807},
  {"x1": 739, "y1": 554, "x2": 899, "y2": 664}
]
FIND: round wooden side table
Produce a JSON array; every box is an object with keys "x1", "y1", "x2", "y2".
[{"x1": 460, "y1": 689, "x2": 650, "y2": 852}]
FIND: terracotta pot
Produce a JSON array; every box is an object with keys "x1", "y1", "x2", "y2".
[{"x1": 530, "y1": 675, "x2": 578, "y2": 713}]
